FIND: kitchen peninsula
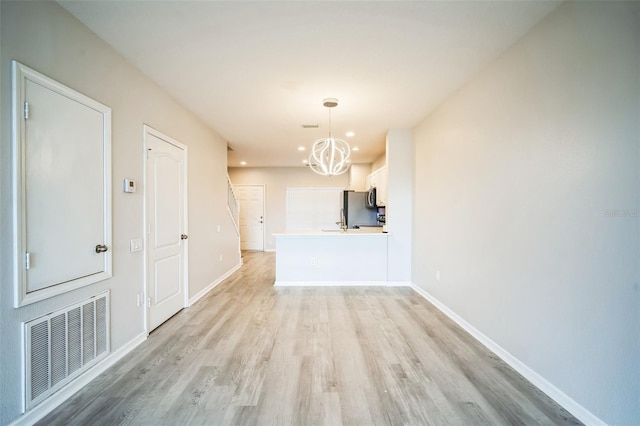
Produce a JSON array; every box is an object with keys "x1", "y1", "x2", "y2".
[{"x1": 274, "y1": 229, "x2": 389, "y2": 286}]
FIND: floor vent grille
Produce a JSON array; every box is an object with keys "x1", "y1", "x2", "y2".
[{"x1": 24, "y1": 291, "x2": 110, "y2": 410}]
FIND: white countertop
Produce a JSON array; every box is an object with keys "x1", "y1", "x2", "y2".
[{"x1": 274, "y1": 229, "x2": 388, "y2": 236}]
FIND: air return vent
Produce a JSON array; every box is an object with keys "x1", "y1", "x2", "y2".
[{"x1": 24, "y1": 291, "x2": 110, "y2": 410}]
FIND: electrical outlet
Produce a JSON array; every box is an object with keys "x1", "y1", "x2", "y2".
[
  {"x1": 219, "y1": 253, "x2": 223, "y2": 262},
  {"x1": 436, "y1": 270, "x2": 441, "y2": 281},
  {"x1": 136, "y1": 294, "x2": 141, "y2": 307},
  {"x1": 310, "y1": 258, "x2": 316, "y2": 266},
  {"x1": 217, "y1": 225, "x2": 221, "y2": 233}
]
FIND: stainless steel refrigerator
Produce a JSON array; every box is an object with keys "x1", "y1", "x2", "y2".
[{"x1": 342, "y1": 191, "x2": 378, "y2": 228}]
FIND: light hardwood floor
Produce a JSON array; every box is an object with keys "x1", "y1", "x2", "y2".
[{"x1": 39, "y1": 251, "x2": 581, "y2": 425}]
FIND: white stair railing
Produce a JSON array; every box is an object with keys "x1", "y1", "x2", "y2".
[{"x1": 227, "y1": 175, "x2": 240, "y2": 236}]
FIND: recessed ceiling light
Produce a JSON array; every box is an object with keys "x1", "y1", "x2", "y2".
[
  {"x1": 240, "y1": 161, "x2": 247, "y2": 166},
  {"x1": 346, "y1": 131, "x2": 355, "y2": 137},
  {"x1": 298, "y1": 146, "x2": 306, "y2": 151},
  {"x1": 352, "y1": 146, "x2": 360, "y2": 151}
]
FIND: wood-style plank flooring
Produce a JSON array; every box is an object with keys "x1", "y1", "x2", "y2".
[{"x1": 39, "y1": 251, "x2": 581, "y2": 425}]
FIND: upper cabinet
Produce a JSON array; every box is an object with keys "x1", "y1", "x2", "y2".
[{"x1": 367, "y1": 166, "x2": 388, "y2": 207}]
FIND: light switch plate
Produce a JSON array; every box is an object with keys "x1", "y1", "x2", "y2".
[
  {"x1": 130, "y1": 238, "x2": 143, "y2": 253},
  {"x1": 123, "y1": 179, "x2": 136, "y2": 193}
]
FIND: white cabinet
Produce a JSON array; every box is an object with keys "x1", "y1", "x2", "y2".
[
  {"x1": 367, "y1": 166, "x2": 388, "y2": 207},
  {"x1": 376, "y1": 166, "x2": 388, "y2": 206}
]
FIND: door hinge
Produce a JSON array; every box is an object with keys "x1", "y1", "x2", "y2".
[
  {"x1": 23, "y1": 102, "x2": 30, "y2": 119},
  {"x1": 147, "y1": 297, "x2": 152, "y2": 308},
  {"x1": 146, "y1": 148, "x2": 152, "y2": 159},
  {"x1": 25, "y1": 252, "x2": 30, "y2": 269}
]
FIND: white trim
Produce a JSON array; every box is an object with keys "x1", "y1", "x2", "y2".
[
  {"x1": 226, "y1": 175, "x2": 240, "y2": 237},
  {"x1": 385, "y1": 281, "x2": 412, "y2": 287},
  {"x1": 10, "y1": 332, "x2": 147, "y2": 426},
  {"x1": 188, "y1": 262, "x2": 242, "y2": 306},
  {"x1": 264, "y1": 248, "x2": 276, "y2": 253},
  {"x1": 226, "y1": 206, "x2": 240, "y2": 237},
  {"x1": 143, "y1": 125, "x2": 189, "y2": 333},
  {"x1": 274, "y1": 280, "x2": 409, "y2": 287},
  {"x1": 409, "y1": 282, "x2": 606, "y2": 426},
  {"x1": 12, "y1": 60, "x2": 113, "y2": 307},
  {"x1": 142, "y1": 126, "x2": 148, "y2": 334}
]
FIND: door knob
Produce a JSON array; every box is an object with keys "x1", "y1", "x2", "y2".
[
  {"x1": 95, "y1": 244, "x2": 108, "y2": 253},
  {"x1": 181, "y1": 234, "x2": 188, "y2": 240}
]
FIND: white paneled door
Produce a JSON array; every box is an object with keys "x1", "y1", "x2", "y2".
[
  {"x1": 236, "y1": 185, "x2": 264, "y2": 251},
  {"x1": 13, "y1": 61, "x2": 112, "y2": 307},
  {"x1": 145, "y1": 127, "x2": 188, "y2": 331}
]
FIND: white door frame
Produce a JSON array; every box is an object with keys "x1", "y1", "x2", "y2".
[
  {"x1": 235, "y1": 184, "x2": 266, "y2": 251},
  {"x1": 143, "y1": 125, "x2": 189, "y2": 333}
]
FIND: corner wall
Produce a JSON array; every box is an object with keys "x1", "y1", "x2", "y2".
[
  {"x1": 0, "y1": 2, "x2": 239, "y2": 423},
  {"x1": 412, "y1": 2, "x2": 639, "y2": 424},
  {"x1": 386, "y1": 129, "x2": 413, "y2": 283}
]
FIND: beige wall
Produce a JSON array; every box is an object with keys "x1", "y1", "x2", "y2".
[
  {"x1": 228, "y1": 167, "x2": 349, "y2": 251},
  {"x1": 371, "y1": 152, "x2": 387, "y2": 171},
  {"x1": 412, "y1": 2, "x2": 639, "y2": 424},
  {"x1": 348, "y1": 163, "x2": 371, "y2": 191},
  {"x1": 386, "y1": 130, "x2": 413, "y2": 283},
  {"x1": 0, "y1": 2, "x2": 239, "y2": 423}
]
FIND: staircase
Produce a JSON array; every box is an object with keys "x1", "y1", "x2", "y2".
[{"x1": 227, "y1": 175, "x2": 240, "y2": 237}]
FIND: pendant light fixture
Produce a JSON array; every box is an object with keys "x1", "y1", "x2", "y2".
[{"x1": 308, "y1": 98, "x2": 351, "y2": 176}]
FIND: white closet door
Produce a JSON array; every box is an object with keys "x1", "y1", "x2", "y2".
[
  {"x1": 13, "y1": 62, "x2": 112, "y2": 306},
  {"x1": 145, "y1": 128, "x2": 188, "y2": 331}
]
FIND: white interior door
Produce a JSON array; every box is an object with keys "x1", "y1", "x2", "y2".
[
  {"x1": 236, "y1": 185, "x2": 264, "y2": 251},
  {"x1": 145, "y1": 127, "x2": 188, "y2": 331},
  {"x1": 13, "y1": 61, "x2": 112, "y2": 307}
]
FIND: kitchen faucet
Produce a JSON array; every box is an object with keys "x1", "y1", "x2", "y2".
[{"x1": 336, "y1": 208, "x2": 347, "y2": 231}]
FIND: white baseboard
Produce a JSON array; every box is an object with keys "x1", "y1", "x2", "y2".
[
  {"x1": 274, "y1": 280, "x2": 410, "y2": 287},
  {"x1": 188, "y1": 262, "x2": 242, "y2": 306},
  {"x1": 386, "y1": 280, "x2": 413, "y2": 287},
  {"x1": 408, "y1": 282, "x2": 605, "y2": 426},
  {"x1": 11, "y1": 332, "x2": 147, "y2": 426}
]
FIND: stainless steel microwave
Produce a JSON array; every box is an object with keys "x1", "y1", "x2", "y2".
[{"x1": 366, "y1": 187, "x2": 376, "y2": 208}]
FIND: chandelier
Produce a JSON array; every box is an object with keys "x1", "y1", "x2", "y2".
[{"x1": 308, "y1": 98, "x2": 351, "y2": 176}]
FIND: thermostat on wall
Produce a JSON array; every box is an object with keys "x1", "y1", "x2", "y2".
[{"x1": 123, "y1": 179, "x2": 136, "y2": 193}]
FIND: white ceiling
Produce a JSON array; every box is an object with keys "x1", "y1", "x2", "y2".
[{"x1": 59, "y1": 1, "x2": 560, "y2": 168}]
